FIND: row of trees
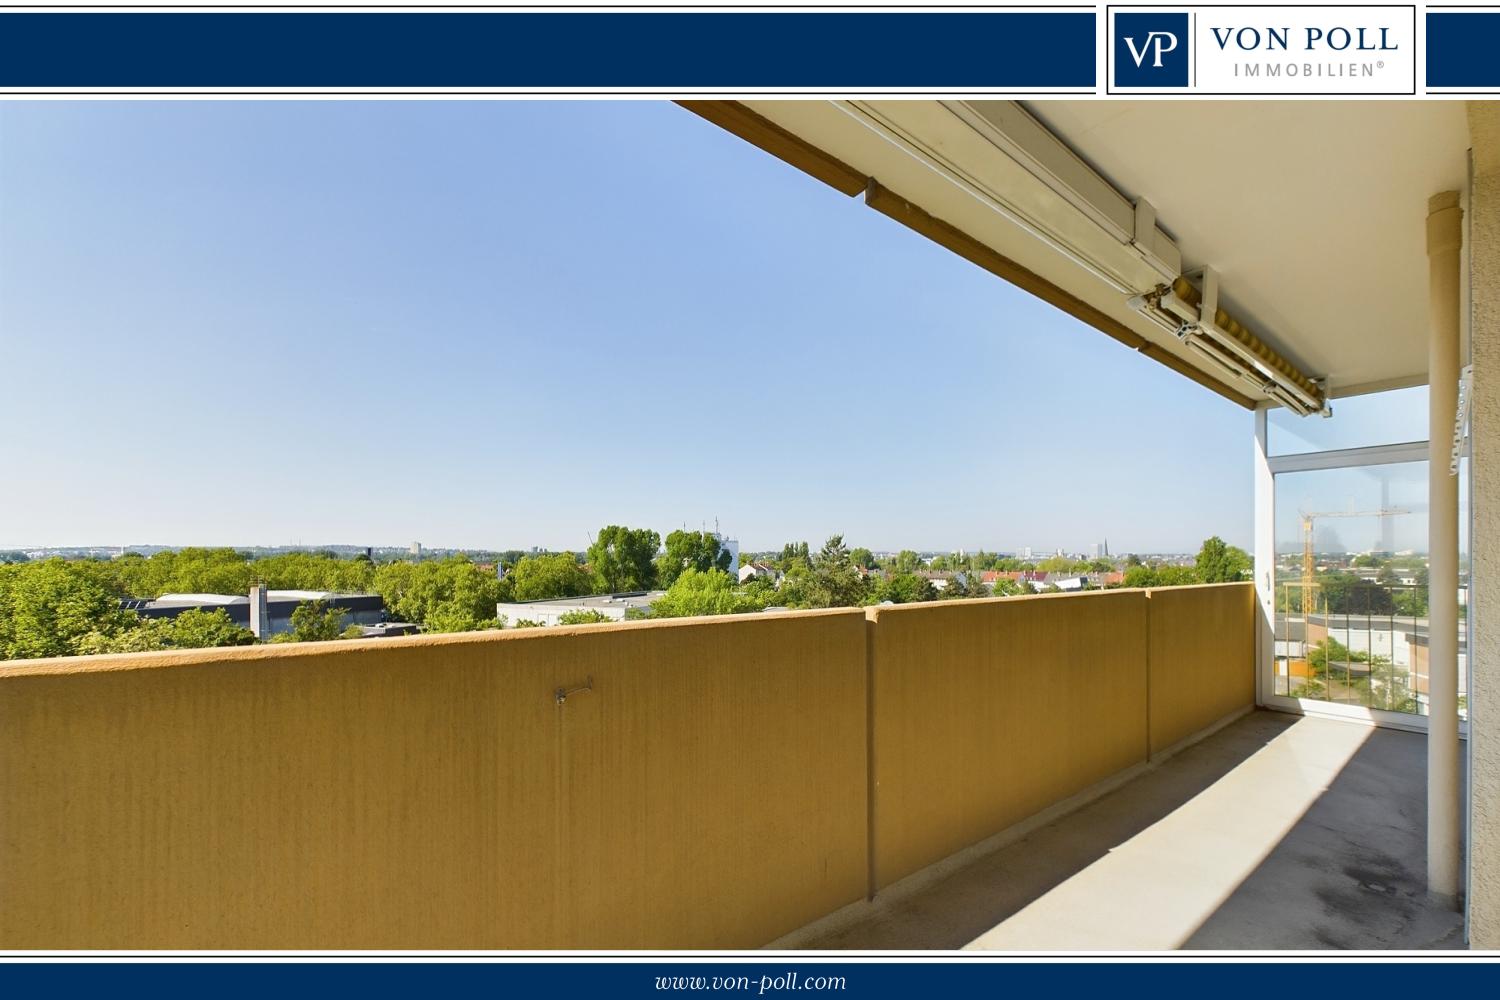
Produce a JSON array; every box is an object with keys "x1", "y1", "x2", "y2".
[
  {"x1": 0, "y1": 533, "x2": 1251, "y2": 660},
  {"x1": 638, "y1": 535, "x2": 1249, "y2": 620},
  {"x1": 0, "y1": 551, "x2": 512, "y2": 659}
]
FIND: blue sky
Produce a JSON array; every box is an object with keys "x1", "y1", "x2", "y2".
[{"x1": 0, "y1": 101, "x2": 1251, "y2": 554}]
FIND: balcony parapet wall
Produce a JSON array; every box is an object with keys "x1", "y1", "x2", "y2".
[{"x1": 0, "y1": 585, "x2": 1255, "y2": 949}]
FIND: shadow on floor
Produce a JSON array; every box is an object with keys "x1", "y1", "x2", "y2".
[
  {"x1": 1182, "y1": 722, "x2": 1464, "y2": 950},
  {"x1": 802, "y1": 711, "x2": 1297, "y2": 949},
  {"x1": 798, "y1": 710, "x2": 1463, "y2": 950}
]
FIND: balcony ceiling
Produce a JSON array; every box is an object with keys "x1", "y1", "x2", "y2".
[
  {"x1": 741, "y1": 100, "x2": 1470, "y2": 401},
  {"x1": 1026, "y1": 101, "x2": 1470, "y2": 395}
]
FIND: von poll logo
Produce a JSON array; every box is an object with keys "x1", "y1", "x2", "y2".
[
  {"x1": 1109, "y1": 6, "x2": 1416, "y2": 95},
  {"x1": 1114, "y1": 12, "x2": 1190, "y2": 87}
]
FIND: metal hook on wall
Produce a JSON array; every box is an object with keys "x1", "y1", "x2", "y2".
[{"x1": 555, "y1": 676, "x2": 594, "y2": 705}]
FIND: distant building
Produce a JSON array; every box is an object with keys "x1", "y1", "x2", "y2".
[
  {"x1": 129, "y1": 589, "x2": 385, "y2": 637},
  {"x1": 738, "y1": 562, "x2": 779, "y2": 585},
  {"x1": 495, "y1": 591, "x2": 665, "y2": 627},
  {"x1": 992, "y1": 570, "x2": 1050, "y2": 587},
  {"x1": 409, "y1": 542, "x2": 423, "y2": 557},
  {"x1": 713, "y1": 534, "x2": 740, "y2": 575},
  {"x1": 354, "y1": 622, "x2": 423, "y2": 638}
]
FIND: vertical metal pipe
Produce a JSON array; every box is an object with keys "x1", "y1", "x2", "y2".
[{"x1": 1428, "y1": 190, "x2": 1464, "y2": 906}]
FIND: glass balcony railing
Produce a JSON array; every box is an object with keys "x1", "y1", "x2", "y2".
[{"x1": 1271, "y1": 580, "x2": 1463, "y2": 717}]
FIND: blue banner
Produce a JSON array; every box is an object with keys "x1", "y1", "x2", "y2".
[
  {"x1": 0, "y1": 962, "x2": 1493, "y2": 996},
  {"x1": 0, "y1": 12, "x2": 1096, "y2": 90},
  {"x1": 1428, "y1": 11, "x2": 1500, "y2": 89}
]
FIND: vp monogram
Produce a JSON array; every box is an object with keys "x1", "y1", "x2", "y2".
[{"x1": 1124, "y1": 30, "x2": 1180, "y2": 68}]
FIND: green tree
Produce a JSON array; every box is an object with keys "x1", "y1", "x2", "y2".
[
  {"x1": 1123, "y1": 563, "x2": 1201, "y2": 589},
  {"x1": 1318, "y1": 572, "x2": 1396, "y2": 615},
  {"x1": 587, "y1": 525, "x2": 660, "y2": 593},
  {"x1": 740, "y1": 575, "x2": 781, "y2": 607},
  {"x1": 277, "y1": 600, "x2": 347, "y2": 642},
  {"x1": 777, "y1": 541, "x2": 813, "y2": 574},
  {"x1": 892, "y1": 550, "x2": 923, "y2": 574},
  {"x1": 1290, "y1": 677, "x2": 1328, "y2": 700},
  {"x1": 992, "y1": 577, "x2": 1032, "y2": 597},
  {"x1": 374, "y1": 555, "x2": 505, "y2": 631},
  {"x1": 76, "y1": 608, "x2": 255, "y2": 654},
  {"x1": 557, "y1": 609, "x2": 612, "y2": 625},
  {"x1": 507, "y1": 552, "x2": 595, "y2": 602},
  {"x1": 146, "y1": 547, "x2": 256, "y2": 596},
  {"x1": 0, "y1": 559, "x2": 134, "y2": 659},
  {"x1": 940, "y1": 572, "x2": 990, "y2": 600},
  {"x1": 1393, "y1": 586, "x2": 1429, "y2": 617},
  {"x1": 250, "y1": 550, "x2": 376, "y2": 593},
  {"x1": 871, "y1": 572, "x2": 937, "y2": 605},
  {"x1": 850, "y1": 547, "x2": 877, "y2": 571},
  {"x1": 655, "y1": 530, "x2": 730, "y2": 588},
  {"x1": 785, "y1": 535, "x2": 870, "y2": 610},
  {"x1": 1195, "y1": 536, "x2": 1251, "y2": 583},
  {"x1": 649, "y1": 568, "x2": 770, "y2": 618},
  {"x1": 1308, "y1": 635, "x2": 1369, "y2": 672},
  {"x1": 168, "y1": 608, "x2": 258, "y2": 648},
  {"x1": 1368, "y1": 655, "x2": 1418, "y2": 713},
  {"x1": 1156, "y1": 565, "x2": 1201, "y2": 586}
]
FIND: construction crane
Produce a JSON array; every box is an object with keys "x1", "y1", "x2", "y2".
[{"x1": 1299, "y1": 507, "x2": 1412, "y2": 616}]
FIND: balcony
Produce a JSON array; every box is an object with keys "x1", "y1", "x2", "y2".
[
  {"x1": 0, "y1": 583, "x2": 1452, "y2": 950},
  {"x1": 790, "y1": 711, "x2": 1462, "y2": 950}
]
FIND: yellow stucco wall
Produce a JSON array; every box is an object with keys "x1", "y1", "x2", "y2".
[
  {"x1": 866, "y1": 590, "x2": 1152, "y2": 890},
  {"x1": 1147, "y1": 583, "x2": 1257, "y2": 755},
  {"x1": 1468, "y1": 100, "x2": 1500, "y2": 949},
  {"x1": 0, "y1": 585, "x2": 1256, "y2": 948},
  {"x1": 0, "y1": 611, "x2": 869, "y2": 949}
]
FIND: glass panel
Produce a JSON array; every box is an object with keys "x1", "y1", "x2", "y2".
[
  {"x1": 1269, "y1": 384, "x2": 1429, "y2": 455},
  {"x1": 1272, "y1": 461, "x2": 1429, "y2": 715}
]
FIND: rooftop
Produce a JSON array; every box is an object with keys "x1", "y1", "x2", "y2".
[
  {"x1": 149, "y1": 590, "x2": 362, "y2": 607},
  {"x1": 497, "y1": 591, "x2": 666, "y2": 610}
]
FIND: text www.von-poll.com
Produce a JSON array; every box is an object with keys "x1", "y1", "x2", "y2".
[{"x1": 655, "y1": 972, "x2": 847, "y2": 994}]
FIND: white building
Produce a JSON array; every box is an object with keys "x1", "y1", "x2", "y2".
[
  {"x1": 496, "y1": 591, "x2": 665, "y2": 627},
  {"x1": 738, "y1": 562, "x2": 779, "y2": 585},
  {"x1": 714, "y1": 534, "x2": 740, "y2": 575}
]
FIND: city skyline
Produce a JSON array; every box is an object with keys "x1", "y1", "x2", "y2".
[
  {"x1": 0, "y1": 101, "x2": 1252, "y2": 552},
  {"x1": 1, "y1": 535, "x2": 1209, "y2": 558}
]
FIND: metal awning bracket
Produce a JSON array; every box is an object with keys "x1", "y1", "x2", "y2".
[
  {"x1": 1129, "y1": 198, "x2": 1178, "y2": 281},
  {"x1": 1198, "y1": 266, "x2": 1219, "y2": 327}
]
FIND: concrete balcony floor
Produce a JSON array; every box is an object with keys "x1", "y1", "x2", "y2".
[{"x1": 799, "y1": 711, "x2": 1465, "y2": 950}]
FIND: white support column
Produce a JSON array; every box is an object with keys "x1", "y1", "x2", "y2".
[
  {"x1": 1253, "y1": 404, "x2": 1276, "y2": 706},
  {"x1": 1428, "y1": 190, "x2": 1464, "y2": 906}
]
